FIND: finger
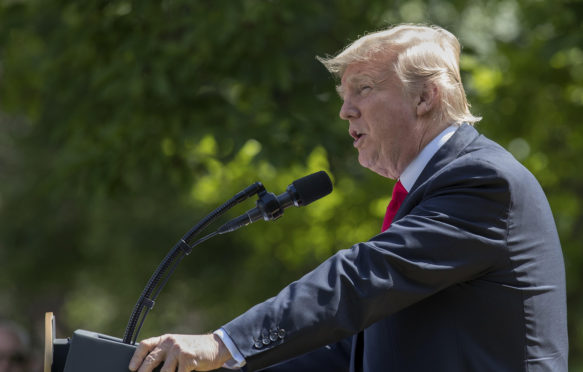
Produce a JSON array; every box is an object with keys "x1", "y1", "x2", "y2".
[
  {"x1": 160, "y1": 345, "x2": 179, "y2": 372},
  {"x1": 137, "y1": 346, "x2": 166, "y2": 372},
  {"x1": 160, "y1": 356, "x2": 178, "y2": 372},
  {"x1": 178, "y1": 358, "x2": 199, "y2": 372},
  {"x1": 129, "y1": 337, "x2": 162, "y2": 371}
]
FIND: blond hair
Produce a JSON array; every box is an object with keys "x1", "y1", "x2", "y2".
[{"x1": 318, "y1": 24, "x2": 481, "y2": 125}]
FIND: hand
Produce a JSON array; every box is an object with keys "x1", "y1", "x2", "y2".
[{"x1": 128, "y1": 333, "x2": 232, "y2": 372}]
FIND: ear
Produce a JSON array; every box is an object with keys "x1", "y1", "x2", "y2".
[{"x1": 416, "y1": 82, "x2": 439, "y2": 117}]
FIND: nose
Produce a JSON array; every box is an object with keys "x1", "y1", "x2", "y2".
[{"x1": 339, "y1": 98, "x2": 359, "y2": 121}]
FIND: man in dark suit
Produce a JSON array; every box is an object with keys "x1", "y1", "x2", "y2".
[{"x1": 129, "y1": 24, "x2": 568, "y2": 372}]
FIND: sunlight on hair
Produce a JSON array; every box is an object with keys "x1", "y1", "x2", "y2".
[{"x1": 318, "y1": 24, "x2": 481, "y2": 125}]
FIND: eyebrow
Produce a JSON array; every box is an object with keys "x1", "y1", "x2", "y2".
[
  {"x1": 336, "y1": 75, "x2": 371, "y2": 96},
  {"x1": 336, "y1": 73, "x2": 388, "y2": 99}
]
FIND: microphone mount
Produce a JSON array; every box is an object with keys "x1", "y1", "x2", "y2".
[
  {"x1": 122, "y1": 171, "x2": 332, "y2": 345},
  {"x1": 256, "y1": 189, "x2": 284, "y2": 221},
  {"x1": 122, "y1": 181, "x2": 265, "y2": 344}
]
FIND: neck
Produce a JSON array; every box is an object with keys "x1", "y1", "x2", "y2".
[
  {"x1": 390, "y1": 120, "x2": 449, "y2": 179},
  {"x1": 417, "y1": 118, "x2": 450, "y2": 153}
]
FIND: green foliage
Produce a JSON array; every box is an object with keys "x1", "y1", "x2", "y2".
[{"x1": 1, "y1": 0, "x2": 582, "y2": 368}]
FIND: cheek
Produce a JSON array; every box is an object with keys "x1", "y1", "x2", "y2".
[{"x1": 364, "y1": 102, "x2": 389, "y2": 129}]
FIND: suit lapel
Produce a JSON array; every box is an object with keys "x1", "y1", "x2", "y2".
[{"x1": 393, "y1": 124, "x2": 480, "y2": 223}]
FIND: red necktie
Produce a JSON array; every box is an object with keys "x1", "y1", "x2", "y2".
[{"x1": 381, "y1": 180, "x2": 408, "y2": 232}]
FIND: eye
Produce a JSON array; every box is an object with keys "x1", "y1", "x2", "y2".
[{"x1": 359, "y1": 85, "x2": 372, "y2": 95}]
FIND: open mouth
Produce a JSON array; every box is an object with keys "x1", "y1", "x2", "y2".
[{"x1": 350, "y1": 129, "x2": 364, "y2": 145}]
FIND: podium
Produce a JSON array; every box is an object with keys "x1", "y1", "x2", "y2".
[
  {"x1": 41, "y1": 175, "x2": 334, "y2": 371},
  {"x1": 44, "y1": 313, "x2": 232, "y2": 372},
  {"x1": 44, "y1": 312, "x2": 161, "y2": 372}
]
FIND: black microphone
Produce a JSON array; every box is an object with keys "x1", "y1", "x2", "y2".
[{"x1": 217, "y1": 171, "x2": 333, "y2": 234}]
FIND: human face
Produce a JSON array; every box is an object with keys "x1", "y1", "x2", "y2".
[
  {"x1": 0, "y1": 330, "x2": 27, "y2": 372},
  {"x1": 338, "y1": 58, "x2": 428, "y2": 179}
]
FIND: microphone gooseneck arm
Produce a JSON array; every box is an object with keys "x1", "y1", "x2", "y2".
[
  {"x1": 122, "y1": 182, "x2": 264, "y2": 344},
  {"x1": 122, "y1": 171, "x2": 333, "y2": 345}
]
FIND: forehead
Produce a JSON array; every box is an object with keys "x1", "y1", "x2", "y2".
[
  {"x1": 337, "y1": 59, "x2": 397, "y2": 96},
  {"x1": 341, "y1": 61, "x2": 382, "y2": 85}
]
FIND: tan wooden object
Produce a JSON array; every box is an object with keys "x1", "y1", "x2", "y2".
[{"x1": 44, "y1": 312, "x2": 54, "y2": 372}]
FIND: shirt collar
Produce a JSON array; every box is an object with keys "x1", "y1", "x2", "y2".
[{"x1": 399, "y1": 125, "x2": 458, "y2": 192}]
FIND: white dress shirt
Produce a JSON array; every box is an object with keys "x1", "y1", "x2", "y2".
[{"x1": 399, "y1": 125, "x2": 458, "y2": 192}]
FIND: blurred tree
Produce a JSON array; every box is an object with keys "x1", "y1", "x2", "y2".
[{"x1": 1, "y1": 0, "x2": 581, "y2": 369}]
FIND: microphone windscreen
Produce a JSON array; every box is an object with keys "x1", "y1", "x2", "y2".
[{"x1": 292, "y1": 171, "x2": 333, "y2": 206}]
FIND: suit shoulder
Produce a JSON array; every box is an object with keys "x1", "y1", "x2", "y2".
[{"x1": 452, "y1": 134, "x2": 539, "y2": 187}]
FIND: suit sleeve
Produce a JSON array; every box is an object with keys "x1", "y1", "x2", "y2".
[
  {"x1": 221, "y1": 160, "x2": 511, "y2": 371},
  {"x1": 256, "y1": 337, "x2": 351, "y2": 372}
]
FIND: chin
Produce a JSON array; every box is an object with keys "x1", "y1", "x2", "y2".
[
  {"x1": 358, "y1": 158, "x2": 372, "y2": 171},
  {"x1": 358, "y1": 155, "x2": 377, "y2": 171},
  {"x1": 359, "y1": 161, "x2": 380, "y2": 176},
  {"x1": 360, "y1": 160, "x2": 393, "y2": 179}
]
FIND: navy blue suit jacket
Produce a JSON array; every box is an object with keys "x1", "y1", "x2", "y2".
[{"x1": 222, "y1": 124, "x2": 568, "y2": 371}]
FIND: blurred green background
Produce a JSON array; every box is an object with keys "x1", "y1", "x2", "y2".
[{"x1": 1, "y1": 0, "x2": 582, "y2": 369}]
